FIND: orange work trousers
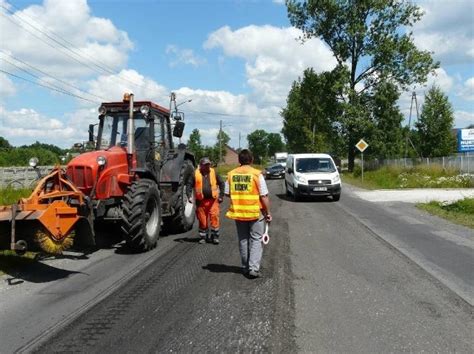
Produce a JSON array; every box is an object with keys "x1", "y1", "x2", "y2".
[{"x1": 196, "y1": 198, "x2": 220, "y2": 231}]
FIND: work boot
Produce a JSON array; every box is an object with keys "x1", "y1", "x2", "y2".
[
  {"x1": 198, "y1": 231, "x2": 207, "y2": 244},
  {"x1": 248, "y1": 269, "x2": 260, "y2": 279},
  {"x1": 211, "y1": 230, "x2": 220, "y2": 245}
]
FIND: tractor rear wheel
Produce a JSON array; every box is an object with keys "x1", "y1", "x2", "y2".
[
  {"x1": 121, "y1": 179, "x2": 161, "y2": 252},
  {"x1": 166, "y1": 159, "x2": 196, "y2": 234}
]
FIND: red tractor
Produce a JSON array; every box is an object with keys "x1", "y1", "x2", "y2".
[{"x1": 1, "y1": 93, "x2": 196, "y2": 254}]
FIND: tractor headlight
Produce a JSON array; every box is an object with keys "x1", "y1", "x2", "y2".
[
  {"x1": 29, "y1": 157, "x2": 39, "y2": 168},
  {"x1": 97, "y1": 156, "x2": 107, "y2": 167},
  {"x1": 98, "y1": 105, "x2": 107, "y2": 116},
  {"x1": 140, "y1": 105, "x2": 150, "y2": 115}
]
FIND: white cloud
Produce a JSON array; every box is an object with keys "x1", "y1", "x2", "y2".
[
  {"x1": 272, "y1": 0, "x2": 285, "y2": 4},
  {"x1": 87, "y1": 69, "x2": 169, "y2": 104},
  {"x1": 458, "y1": 77, "x2": 474, "y2": 101},
  {"x1": 413, "y1": 0, "x2": 474, "y2": 64},
  {"x1": 0, "y1": 73, "x2": 16, "y2": 96},
  {"x1": 176, "y1": 86, "x2": 283, "y2": 147},
  {"x1": 166, "y1": 45, "x2": 206, "y2": 68},
  {"x1": 0, "y1": 0, "x2": 133, "y2": 80},
  {"x1": 205, "y1": 25, "x2": 337, "y2": 105},
  {"x1": 0, "y1": 106, "x2": 76, "y2": 146},
  {"x1": 454, "y1": 111, "x2": 474, "y2": 128},
  {"x1": 424, "y1": 68, "x2": 454, "y2": 92}
]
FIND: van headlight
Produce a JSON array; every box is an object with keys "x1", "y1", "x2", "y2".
[
  {"x1": 332, "y1": 175, "x2": 340, "y2": 184},
  {"x1": 295, "y1": 174, "x2": 307, "y2": 184}
]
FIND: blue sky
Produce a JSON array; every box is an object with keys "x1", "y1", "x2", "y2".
[{"x1": 0, "y1": 0, "x2": 473, "y2": 149}]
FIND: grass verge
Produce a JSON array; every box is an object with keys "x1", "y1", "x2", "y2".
[
  {"x1": 343, "y1": 165, "x2": 473, "y2": 189},
  {"x1": 417, "y1": 198, "x2": 474, "y2": 229}
]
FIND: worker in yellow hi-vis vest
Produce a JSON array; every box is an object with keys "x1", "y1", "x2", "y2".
[{"x1": 225, "y1": 149, "x2": 272, "y2": 279}]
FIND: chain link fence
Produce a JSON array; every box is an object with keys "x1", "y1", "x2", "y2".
[{"x1": 363, "y1": 153, "x2": 474, "y2": 174}]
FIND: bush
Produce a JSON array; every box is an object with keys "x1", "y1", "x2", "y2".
[
  {"x1": 347, "y1": 164, "x2": 473, "y2": 189},
  {"x1": 0, "y1": 187, "x2": 32, "y2": 205}
]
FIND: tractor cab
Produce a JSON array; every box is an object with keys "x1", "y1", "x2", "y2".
[{"x1": 91, "y1": 94, "x2": 178, "y2": 171}]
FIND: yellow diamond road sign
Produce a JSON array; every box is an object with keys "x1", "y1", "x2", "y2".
[{"x1": 356, "y1": 139, "x2": 368, "y2": 152}]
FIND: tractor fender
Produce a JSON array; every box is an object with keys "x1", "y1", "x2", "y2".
[{"x1": 160, "y1": 146, "x2": 195, "y2": 183}]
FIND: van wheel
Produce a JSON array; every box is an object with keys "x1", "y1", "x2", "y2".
[
  {"x1": 285, "y1": 182, "x2": 291, "y2": 197},
  {"x1": 332, "y1": 193, "x2": 341, "y2": 201},
  {"x1": 292, "y1": 188, "x2": 300, "y2": 202}
]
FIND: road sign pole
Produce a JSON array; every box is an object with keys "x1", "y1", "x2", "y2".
[{"x1": 355, "y1": 139, "x2": 368, "y2": 181}]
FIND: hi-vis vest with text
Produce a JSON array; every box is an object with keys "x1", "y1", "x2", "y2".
[
  {"x1": 226, "y1": 165, "x2": 262, "y2": 221},
  {"x1": 195, "y1": 168, "x2": 218, "y2": 201}
]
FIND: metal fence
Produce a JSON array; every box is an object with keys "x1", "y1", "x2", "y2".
[
  {"x1": 363, "y1": 153, "x2": 474, "y2": 174},
  {"x1": 0, "y1": 166, "x2": 54, "y2": 189}
]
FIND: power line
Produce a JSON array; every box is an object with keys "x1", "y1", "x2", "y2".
[
  {"x1": 5, "y1": 2, "x2": 121, "y2": 77},
  {"x1": 1, "y1": 57, "x2": 101, "y2": 103},
  {"x1": 188, "y1": 110, "x2": 280, "y2": 119},
  {"x1": 0, "y1": 69, "x2": 100, "y2": 104},
  {"x1": 0, "y1": 51, "x2": 108, "y2": 102},
  {"x1": 0, "y1": 5, "x2": 145, "y2": 89}
]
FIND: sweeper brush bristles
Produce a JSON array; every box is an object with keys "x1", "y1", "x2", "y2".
[{"x1": 33, "y1": 228, "x2": 74, "y2": 255}]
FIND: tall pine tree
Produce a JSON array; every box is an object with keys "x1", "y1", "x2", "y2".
[{"x1": 415, "y1": 86, "x2": 456, "y2": 157}]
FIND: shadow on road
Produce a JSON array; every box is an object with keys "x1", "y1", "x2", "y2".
[
  {"x1": 274, "y1": 193, "x2": 333, "y2": 203},
  {"x1": 202, "y1": 263, "x2": 243, "y2": 274},
  {"x1": 174, "y1": 237, "x2": 200, "y2": 243},
  {"x1": 1, "y1": 255, "x2": 84, "y2": 284}
]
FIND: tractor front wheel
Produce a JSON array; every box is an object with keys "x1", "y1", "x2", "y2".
[{"x1": 121, "y1": 179, "x2": 161, "y2": 252}]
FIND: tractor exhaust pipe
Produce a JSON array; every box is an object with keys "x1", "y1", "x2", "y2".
[{"x1": 127, "y1": 93, "x2": 135, "y2": 155}]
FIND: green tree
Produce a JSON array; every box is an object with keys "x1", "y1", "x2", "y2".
[
  {"x1": 287, "y1": 0, "x2": 439, "y2": 170},
  {"x1": 281, "y1": 68, "x2": 345, "y2": 154},
  {"x1": 0, "y1": 147, "x2": 59, "y2": 167},
  {"x1": 215, "y1": 129, "x2": 230, "y2": 164},
  {"x1": 22, "y1": 141, "x2": 66, "y2": 156},
  {"x1": 266, "y1": 133, "x2": 285, "y2": 157},
  {"x1": 414, "y1": 86, "x2": 457, "y2": 157},
  {"x1": 187, "y1": 129, "x2": 204, "y2": 161},
  {"x1": 0, "y1": 136, "x2": 11, "y2": 149},
  {"x1": 369, "y1": 82, "x2": 404, "y2": 159},
  {"x1": 247, "y1": 130, "x2": 269, "y2": 164}
]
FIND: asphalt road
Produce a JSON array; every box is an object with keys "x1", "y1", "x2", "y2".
[{"x1": 1, "y1": 179, "x2": 473, "y2": 352}]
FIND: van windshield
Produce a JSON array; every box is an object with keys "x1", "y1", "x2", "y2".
[{"x1": 296, "y1": 158, "x2": 336, "y2": 173}]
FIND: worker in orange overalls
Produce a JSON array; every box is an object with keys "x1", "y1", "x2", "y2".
[{"x1": 187, "y1": 157, "x2": 225, "y2": 244}]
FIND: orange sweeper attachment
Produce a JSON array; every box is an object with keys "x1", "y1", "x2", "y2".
[{"x1": 0, "y1": 166, "x2": 86, "y2": 254}]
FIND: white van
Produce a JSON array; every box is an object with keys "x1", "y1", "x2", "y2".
[{"x1": 285, "y1": 153, "x2": 341, "y2": 201}]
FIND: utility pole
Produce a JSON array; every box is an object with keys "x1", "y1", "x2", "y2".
[
  {"x1": 239, "y1": 132, "x2": 241, "y2": 150},
  {"x1": 404, "y1": 91, "x2": 421, "y2": 162}
]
